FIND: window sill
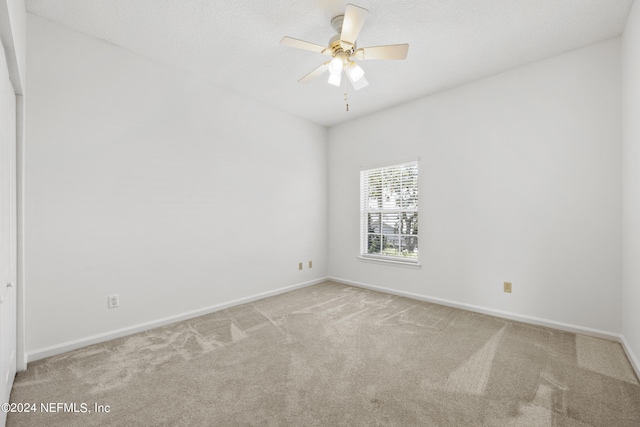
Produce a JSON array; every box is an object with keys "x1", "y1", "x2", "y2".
[{"x1": 357, "y1": 256, "x2": 422, "y2": 269}]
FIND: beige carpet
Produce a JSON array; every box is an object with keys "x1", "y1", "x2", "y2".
[{"x1": 8, "y1": 281, "x2": 640, "y2": 426}]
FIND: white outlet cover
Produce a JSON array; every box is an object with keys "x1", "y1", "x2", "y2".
[{"x1": 108, "y1": 295, "x2": 119, "y2": 308}]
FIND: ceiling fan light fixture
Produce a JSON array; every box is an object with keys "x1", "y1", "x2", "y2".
[
  {"x1": 329, "y1": 55, "x2": 344, "y2": 75},
  {"x1": 346, "y1": 61, "x2": 365, "y2": 82},
  {"x1": 348, "y1": 74, "x2": 369, "y2": 91},
  {"x1": 328, "y1": 72, "x2": 342, "y2": 87}
]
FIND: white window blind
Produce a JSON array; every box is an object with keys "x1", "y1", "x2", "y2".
[{"x1": 360, "y1": 161, "x2": 418, "y2": 262}]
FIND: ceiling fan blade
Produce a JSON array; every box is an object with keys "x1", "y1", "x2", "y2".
[
  {"x1": 298, "y1": 61, "x2": 330, "y2": 83},
  {"x1": 341, "y1": 4, "x2": 369, "y2": 46},
  {"x1": 280, "y1": 36, "x2": 327, "y2": 54},
  {"x1": 353, "y1": 44, "x2": 409, "y2": 60}
]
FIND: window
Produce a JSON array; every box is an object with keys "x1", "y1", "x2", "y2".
[{"x1": 360, "y1": 161, "x2": 418, "y2": 263}]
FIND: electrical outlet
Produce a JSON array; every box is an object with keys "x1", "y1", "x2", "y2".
[
  {"x1": 503, "y1": 282, "x2": 512, "y2": 293},
  {"x1": 298, "y1": 262, "x2": 303, "y2": 271},
  {"x1": 108, "y1": 294, "x2": 119, "y2": 309},
  {"x1": 308, "y1": 260, "x2": 313, "y2": 269}
]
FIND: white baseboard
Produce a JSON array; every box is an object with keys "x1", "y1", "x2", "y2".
[
  {"x1": 328, "y1": 276, "x2": 622, "y2": 342},
  {"x1": 26, "y1": 277, "x2": 328, "y2": 363},
  {"x1": 620, "y1": 335, "x2": 640, "y2": 380}
]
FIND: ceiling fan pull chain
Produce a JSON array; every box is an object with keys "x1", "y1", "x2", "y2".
[{"x1": 344, "y1": 74, "x2": 349, "y2": 111}]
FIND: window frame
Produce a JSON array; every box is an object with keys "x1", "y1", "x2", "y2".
[{"x1": 359, "y1": 160, "x2": 419, "y2": 266}]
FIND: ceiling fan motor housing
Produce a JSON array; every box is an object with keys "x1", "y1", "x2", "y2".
[{"x1": 330, "y1": 15, "x2": 357, "y2": 55}]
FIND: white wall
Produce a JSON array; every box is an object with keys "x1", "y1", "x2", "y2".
[
  {"x1": 0, "y1": 0, "x2": 26, "y2": 93},
  {"x1": 328, "y1": 39, "x2": 622, "y2": 334},
  {"x1": 622, "y1": 1, "x2": 640, "y2": 372},
  {"x1": 25, "y1": 14, "x2": 328, "y2": 357}
]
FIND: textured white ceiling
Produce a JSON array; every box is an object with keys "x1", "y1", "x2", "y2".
[{"x1": 26, "y1": 0, "x2": 634, "y2": 127}]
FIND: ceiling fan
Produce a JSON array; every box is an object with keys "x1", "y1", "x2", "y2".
[{"x1": 280, "y1": 4, "x2": 409, "y2": 91}]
